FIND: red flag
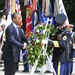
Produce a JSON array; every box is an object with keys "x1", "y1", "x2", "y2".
[
  {"x1": 25, "y1": 0, "x2": 38, "y2": 38},
  {"x1": 32, "y1": 0, "x2": 37, "y2": 11},
  {"x1": 5, "y1": 0, "x2": 8, "y2": 14},
  {"x1": 26, "y1": 6, "x2": 33, "y2": 38}
]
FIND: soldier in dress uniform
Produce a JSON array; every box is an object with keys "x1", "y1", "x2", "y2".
[
  {"x1": 50, "y1": 14, "x2": 73, "y2": 75},
  {"x1": 70, "y1": 24, "x2": 75, "y2": 74}
]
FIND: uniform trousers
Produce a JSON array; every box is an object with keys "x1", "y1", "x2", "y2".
[
  {"x1": 65, "y1": 61, "x2": 72, "y2": 75},
  {"x1": 70, "y1": 51, "x2": 75, "y2": 74},
  {"x1": 53, "y1": 62, "x2": 66, "y2": 75},
  {"x1": 53, "y1": 61, "x2": 72, "y2": 75}
]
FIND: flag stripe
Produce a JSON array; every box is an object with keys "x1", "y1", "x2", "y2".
[
  {"x1": 16, "y1": 0, "x2": 22, "y2": 27},
  {"x1": 16, "y1": 0, "x2": 21, "y2": 14},
  {"x1": 54, "y1": 0, "x2": 69, "y2": 25},
  {"x1": 24, "y1": 0, "x2": 32, "y2": 6},
  {"x1": 58, "y1": 0, "x2": 69, "y2": 25}
]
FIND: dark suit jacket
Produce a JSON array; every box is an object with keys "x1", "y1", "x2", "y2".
[{"x1": 3, "y1": 23, "x2": 29, "y2": 63}]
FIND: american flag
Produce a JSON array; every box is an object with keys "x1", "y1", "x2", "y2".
[
  {"x1": 54, "y1": 0, "x2": 69, "y2": 25},
  {"x1": 16, "y1": 0, "x2": 22, "y2": 26},
  {"x1": 16, "y1": 0, "x2": 21, "y2": 14},
  {"x1": 24, "y1": 0, "x2": 32, "y2": 6},
  {"x1": 58, "y1": 0, "x2": 69, "y2": 25}
]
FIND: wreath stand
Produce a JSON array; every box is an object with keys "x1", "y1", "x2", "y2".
[{"x1": 30, "y1": 18, "x2": 56, "y2": 75}]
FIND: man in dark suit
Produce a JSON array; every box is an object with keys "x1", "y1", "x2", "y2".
[{"x1": 3, "y1": 12, "x2": 29, "y2": 75}]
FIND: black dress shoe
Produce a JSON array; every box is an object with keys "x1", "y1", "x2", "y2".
[
  {"x1": 2, "y1": 69, "x2": 4, "y2": 71},
  {"x1": 45, "y1": 70, "x2": 52, "y2": 73},
  {"x1": 22, "y1": 69, "x2": 29, "y2": 72},
  {"x1": 0, "y1": 65, "x2": 2, "y2": 67},
  {"x1": 15, "y1": 69, "x2": 18, "y2": 72},
  {"x1": 34, "y1": 70, "x2": 40, "y2": 73}
]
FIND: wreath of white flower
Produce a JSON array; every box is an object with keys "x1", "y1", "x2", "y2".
[{"x1": 27, "y1": 24, "x2": 57, "y2": 67}]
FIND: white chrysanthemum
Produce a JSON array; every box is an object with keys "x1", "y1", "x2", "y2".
[
  {"x1": 32, "y1": 55, "x2": 34, "y2": 58},
  {"x1": 30, "y1": 48, "x2": 33, "y2": 50},
  {"x1": 28, "y1": 61, "x2": 31, "y2": 63},
  {"x1": 36, "y1": 39, "x2": 39, "y2": 43},
  {"x1": 36, "y1": 30, "x2": 39, "y2": 33},
  {"x1": 35, "y1": 43, "x2": 36, "y2": 45},
  {"x1": 43, "y1": 30, "x2": 45, "y2": 34},
  {"x1": 39, "y1": 24, "x2": 42, "y2": 27},
  {"x1": 52, "y1": 34, "x2": 55, "y2": 36}
]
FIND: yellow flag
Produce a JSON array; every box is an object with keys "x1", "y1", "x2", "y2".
[
  {"x1": 46, "y1": 0, "x2": 48, "y2": 16},
  {"x1": 46, "y1": 0, "x2": 51, "y2": 16},
  {"x1": 11, "y1": 0, "x2": 16, "y2": 13}
]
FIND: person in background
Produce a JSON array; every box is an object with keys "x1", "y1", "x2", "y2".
[
  {"x1": 22, "y1": 49, "x2": 29, "y2": 72},
  {"x1": 0, "y1": 24, "x2": 6, "y2": 70},
  {"x1": 1, "y1": 14, "x2": 7, "y2": 27},
  {"x1": 69, "y1": 24, "x2": 75, "y2": 74},
  {"x1": 3, "y1": 12, "x2": 29, "y2": 75},
  {"x1": 0, "y1": 25, "x2": 4, "y2": 66},
  {"x1": 0, "y1": 26, "x2": 3, "y2": 40},
  {"x1": 20, "y1": 29, "x2": 29, "y2": 72},
  {"x1": 0, "y1": 18, "x2": 2, "y2": 26}
]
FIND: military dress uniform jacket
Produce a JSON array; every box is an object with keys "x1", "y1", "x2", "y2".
[{"x1": 52, "y1": 34, "x2": 73, "y2": 62}]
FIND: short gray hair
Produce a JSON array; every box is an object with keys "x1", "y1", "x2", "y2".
[{"x1": 11, "y1": 12, "x2": 20, "y2": 19}]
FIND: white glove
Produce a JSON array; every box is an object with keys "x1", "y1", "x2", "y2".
[{"x1": 42, "y1": 38, "x2": 48, "y2": 44}]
